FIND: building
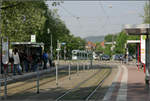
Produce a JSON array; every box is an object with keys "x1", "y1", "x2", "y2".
[{"x1": 85, "y1": 41, "x2": 96, "y2": 51}]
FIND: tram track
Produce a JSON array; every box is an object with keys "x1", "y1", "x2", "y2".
[
  {"x1": 86, "y1": 67, "x2": 112, "y2": 101},
  {"x1": 0, "y1": 65, "x2": 78, "y2": 96},
  {"x1": 0, "y1": 63, "x2": 112, "y2": 100},
  {"x1": 55, "y1": 67, "x2": 111, "y2": 101}
]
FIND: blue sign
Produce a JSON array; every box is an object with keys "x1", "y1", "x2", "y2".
[{"x1": 61, "y1": 42, "x2": 66, "y2": 45}]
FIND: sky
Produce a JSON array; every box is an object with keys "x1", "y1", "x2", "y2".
[{"x1": 47, "y1": 1, "x2": 146, "y2": 38}]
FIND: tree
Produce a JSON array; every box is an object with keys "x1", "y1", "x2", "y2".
[
  {"x1": 114, "y1": 31, "x2": 127, "y2": 54},
  {"x1": 1, "y1": 1, "x2": 47, "y2": 42},
  {"x1": 127, "y1": 35, "x2": 140, "y2": 55},
  {"x1": 141, "y1": 1, "x2": 150, "y2": 24},
  {"x1": 1, "y1": 1, "x2": 86, "y2": 59},
  {"x1": 104, "y1": 34, "x2": 117, "y2": 42},
  {"x1": 95, "y1": 42, "x2": 104, "y2": 53},
  {"x1": 104, "y1": 45, "x2": 112, "y2": 56}
]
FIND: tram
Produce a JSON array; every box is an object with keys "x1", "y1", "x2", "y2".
[{"x1": 72, "y1": 50, "x2": 89, "y2": 60}]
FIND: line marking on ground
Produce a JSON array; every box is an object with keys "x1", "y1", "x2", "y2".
[
  {"x1": 116, "y1": 65, "x2": 128, "y2": 101},
  {"x1": 102, "y1": 65, "x2": 121, "y2": 101}
]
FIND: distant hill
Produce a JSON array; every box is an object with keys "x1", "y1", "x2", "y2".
[{"x1": 84, "y1": 36, "x2": 105, "y2": 43}]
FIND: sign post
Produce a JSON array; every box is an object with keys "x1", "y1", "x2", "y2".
[
  {"x1": 56, "y1": 40, "x2": 60, "y2": 86},
  {"x1": 0, "y1": 79, "x2": 1, "y2": 100},
  {"x1": 2, "y1": 37, "x2": 9, "y2": 99},
  {"x1": 61, "y1": 42, "x2": 66, "y2": 60},
  {"x1": 36, "y1": 64, "x2": 40, "y2": 94},
  {"x1": 68, "y1": 62, "x2": 71, "y2": 80},
  {"x1": 90, "y1": 51, "x2": 93, "y2": 68},
  {"x1": 77, "y1": 63, "x2": 79, "y2": 76}
]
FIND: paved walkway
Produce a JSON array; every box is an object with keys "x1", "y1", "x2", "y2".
[{"x1": 103, "y1": 64, "x2": 150, "y2": 101}]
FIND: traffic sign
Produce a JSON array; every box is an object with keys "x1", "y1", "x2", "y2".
[
  {"x1": 2, "y1": 37, "x2": 9, "y2": 64},
  {"x1": 61, "y1": 42, "x2": 66, "y2": 45},
  {"x1": 56, "y1": 48, "x2": 61, "y2": 51},
  {"x1": 31, "y1": 35, "x2": 36, "y2": 43}
]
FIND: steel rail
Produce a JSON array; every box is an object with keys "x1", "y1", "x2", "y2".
[
  {"x1": 55, "y1": 68, "x2": 102, "y2": 101},
  {"x1": 85, "y1": 68, "x2": 112, "y2": 101}
]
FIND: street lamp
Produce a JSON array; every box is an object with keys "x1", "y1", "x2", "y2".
[
  {"x1": 61, "y1": 42, "x2": 66, "y2": 60},
  {"x1": 47, "y1": 28, "x2": 53, "y2": 62}
]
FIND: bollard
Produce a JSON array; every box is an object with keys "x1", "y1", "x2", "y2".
[
  {"x1": 0, "y1": 79, "x2": 1, "y2": 100},
  {"x1": 90, "y1": 59, "x2": 93, "y2": 68},
  {"x1": 83, "y1": 63, "x2": 84, "y2": 71},
  {"x1": 69, "y1": 63, "x2": 71, "y2": 80},
  {"x1": 36, "y1": 65, "x2": 40, "y2": 94},
  {"x1": 4, "y1": 71, "x2": 7, "y2": 99},
  {"x1": 87, "y1": 63, "x2": 90, "y2": 70},
  {"x1": 56, "y1": 63, "x2": 58, "y2": 86},
  {"x1": 77, "y1": 63, "x2": 79, "y2": 76},
  {"x1": 86, "y1": 62, "x2": 88, "y2": 69},
  {"x1": 145, "y1": 78, "x2": 149, "y2": 89}
]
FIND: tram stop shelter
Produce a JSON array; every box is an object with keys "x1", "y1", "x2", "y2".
[
  {"x1": 125, "y1": 40, "x2": 141, "y2": 70},
  {"x1": 124, "y1": 24, "x2": 150, "y2": 87},
  {"x1": 10, "y1": 42, "x2": 44, "y2": 57}
]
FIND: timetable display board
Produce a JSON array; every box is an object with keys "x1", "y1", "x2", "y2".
[{"x1": 141, "y1": 35, "x2": 146, "y2": 64}]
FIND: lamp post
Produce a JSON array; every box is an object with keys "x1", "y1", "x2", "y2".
[
  {"x1": 61, "y1": 42, "x2": 66, "y2": 60},
  {"x1": 47, "y1": 28, "x2": 53, "y2": 63},
  {"x1": 56, "y1": 40, "x2": 60, "y2": 86},
  {"x1": 0, "y1": 1, "x2": 1, "y2": 75}
]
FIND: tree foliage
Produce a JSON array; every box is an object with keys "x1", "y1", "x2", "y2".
[
  {"x1": 104, "y1": 34, "x2": 117, "y2": 42},
  {"x1": 95, "y1": 42, "x2": 104, "y2": 53},
  {"x1": 114, "y1": 31, "x2": 127, "y2": 54},
  {"x1": 1, "y1": 1, "x2": 47, "y2": 42},
  {"x1": 1, "y1": 1, "x2": 86, "y2": 59},
  {"x1": 102, "y1": 31, "x2": 140, "y2": 55},
  {"x1": 142, "y1": 2, "x2": 150, "y2": 24}
]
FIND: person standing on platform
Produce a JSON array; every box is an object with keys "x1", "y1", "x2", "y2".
[
  {"x1": 13, "y1": 48, "x2": 22, "y2": 75},
  {"x1": 42, "y1": 51, "x2": 48, "y2": 69}
]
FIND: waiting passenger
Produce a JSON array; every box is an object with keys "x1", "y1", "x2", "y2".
[
  {"x1": 42, "y1": 51, "x2": 48, "y2": 69},
  {"x1": 12, "y1": 48, "x2": 22, "y2": 75}
]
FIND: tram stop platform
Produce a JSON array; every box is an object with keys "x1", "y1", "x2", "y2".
[
  {"x1": 0, "y1": 66, "x2": 57, "y2": 85},
  {"x1": 103, "y1": 64, "x2": 150, "y2": 101}
]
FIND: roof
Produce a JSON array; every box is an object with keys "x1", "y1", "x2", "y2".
[
  {"x1": 127, "y1": 40, "x2": 140, "y2": 44},
  {"x1": 124, "y1": 24, "x2": 150, "y2": 29},
  {"x1": 11, "y1": 42, "x2": 44, "y2": 47},
  {"x1": 104, "y1": 41, "x2": 116, "y2": 45},
  {"x1": 124, "y1": 24, "x2": 150, "y2": 35},
  {"x1": 100, "y1": 41, "x2": 105, "y2": 47},
  {"x1": 86, "y1": 41, "x2": 96, "y2": 48}
]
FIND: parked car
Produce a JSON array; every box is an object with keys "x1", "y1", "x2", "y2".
[
  {"x1": 101, "y1": 54, "x2": 110, "y2": 61},
  {"x1": 122, "y1": 55, "x2": 133, "y2": 63},
  {"x1": 128, "y1": 55, "x2": 133, "y2": 61},
  {"x1": 93, "y1": 54, "x2": 99, "y2": 60},
  {"x1": 112, "y1": 54, "x2": 120, "y2": 60},
  {"x1": 132, "y1": 54, "x2": 136, "y2": 59},
  {"x1": 119, "y1": 54, "x2": 124, "y2": 61}
]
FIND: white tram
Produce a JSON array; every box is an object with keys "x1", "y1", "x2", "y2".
[{"x1": 72, "y1": 50, "x2": 89, "y2": 60}]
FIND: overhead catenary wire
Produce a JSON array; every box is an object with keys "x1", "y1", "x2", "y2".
[
  {"x1": 59, "y1": 4, "x2": 80, "y2": 20},
  {"x1": 98, "y1": 1, "x2": 112, "y2": 29},
  {"x1": 98, "y1": 1, "x2": 116, "y2": 43},
  {"x1": 59, "y1": 4, "x2": 83, "y2": 36}
]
